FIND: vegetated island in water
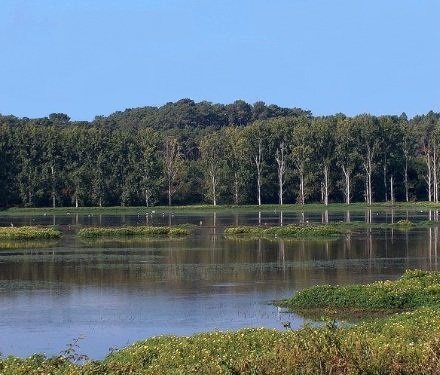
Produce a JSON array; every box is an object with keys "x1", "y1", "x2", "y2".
[
  {"x1": 2, "y1": 270, "x2": 440, "y2": 374},
  {"x1": 0, "y1": 226, "x2": 62, "y2": 240},
  {"x1": 278, "y1": 268, "x2": 440, "y2": 319},
  {"x1": 224, "y1": 224, "x2": 342, "y2": 238},
  {"x1": 77, "y1": 224, "x2": 194, "y2": 239},
  {"x1": 224, "y1": 219, "x2": 437, "y2": 239}
]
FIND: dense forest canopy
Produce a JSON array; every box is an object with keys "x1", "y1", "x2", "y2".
[{"x1": 1, "y1": 99, "x2": 440, "y2": 208}]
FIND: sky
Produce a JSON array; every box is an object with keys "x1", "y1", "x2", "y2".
[{"x1": 0, "y1": 0, "x2": 439, "y2": 121}]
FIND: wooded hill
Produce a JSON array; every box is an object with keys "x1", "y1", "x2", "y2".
[{"x1": 0, "y1": 99, "x2": 439, "y2": 208}]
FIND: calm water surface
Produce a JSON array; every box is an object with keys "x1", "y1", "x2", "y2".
[{"x1": 0, "y1": 209, "x2": 439, "y2": 359}]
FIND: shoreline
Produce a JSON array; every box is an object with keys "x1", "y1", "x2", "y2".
[
  {"x1": 1, "y1": 271, "x2": 440, "y2": 374},
  {"x1": 2, "y1": 201, "x2": 440, "y2": 216}
]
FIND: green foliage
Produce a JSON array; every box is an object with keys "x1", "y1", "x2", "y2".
[
  {"x1": 0, "y1": 104, "x2": 439, "y2": 207},
  {"x1": 0, "y1": 226, "x2": 62, "y2": 240}
]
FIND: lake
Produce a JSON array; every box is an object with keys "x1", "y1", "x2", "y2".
[{"x1": 0, "y1": 208, "x2": 439, "y2": 359}]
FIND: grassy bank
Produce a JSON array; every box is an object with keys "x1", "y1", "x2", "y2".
[
  {"x1": 0, "y1": 226, "x2": 62, "y2": 240},
  {"x1": 77, "y1": 225, "x2": 193, "y2": 238},
  {"x1": 3, "y1": 201, "x2": 440, "y2": 216},
  {"x1": 2, "y1": 307, "x2": 440, "y2": 373},
  {"x1": 2, "y1": 271, "x2": 440, "y2": 374}
]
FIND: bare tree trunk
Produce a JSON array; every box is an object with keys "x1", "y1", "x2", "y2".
[
  {"x1": 254, "y1": 140, "x2": 263, "y2": 206},
  {"x1": 366, "y1": 172, "x2": 372, "y2": 205},
  {"x1": 390, "y1": 175, "x2": 394, "y2": 204},
  {"x1": 233, "y1": 171, "x2": 239, "y2": 205},
  {"x1": 300, "y1": 172, "x2": 305, "y2": 205},
  {"x1": 168, "y1": 181, "x2": 172, "y2": 206},
  {"x1": 50, "y1": 166, "x2": 56, "y2": 208},
  {"x1": 211, "y1": 173, "x2": 217, "y2": 206},
  {"x1": 145, "y1": 189, "x2": 151, "y2": 207},
  {"x1": 164, "y1": 137, "x2": 181, "y2": 207},
  {"x1": 275, "y1": 142, "x2": 286, "y2": 206},
  {"x1": 364, "y1": 176, "x2": 369, "y2": 204},
  {"x1": 426, "y1": 151, "x2": 432, "y2": 202},
  {"x1": 363, "y1": 147, "x2": 373, "y2": 205},
  {"x1": 342, "y1": 165, "x2": 350, "y2": 205},
  {"x1": 323, "y1": 165, "x2": 329, "y2": 206},
  {"x1": 383, "y1": 159, "x2": 388, "y2": 202},
  {"x1": 368, "y1": 170, "x2": 372, "y2": 206},
  {"x1": 279, "y1": 174, "x2": 284, "y2": 205},
  {"x1": 434, "y1": 147, "x2": 438, "y2": 203},
  {"x1": 404, "y1": 152, "x2": 409, "y2": 202},
  {"x1": 256, "y1": 168, "x2": 261, "y2": 206}
]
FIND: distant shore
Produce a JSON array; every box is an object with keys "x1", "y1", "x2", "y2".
[{"x1": 2, "y1": 201, "x2": 440, "y2": 216}]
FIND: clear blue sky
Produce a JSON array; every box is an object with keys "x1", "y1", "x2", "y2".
[{"x1": 1, "y1": 0, "x2": 439, "y2": 121}]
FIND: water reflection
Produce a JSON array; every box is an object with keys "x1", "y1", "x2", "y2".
[
  {"x1": 429, "y1": 227, "x2": 439, "y2": 269},
  {"x1": 0, "y1": 240, "x2": 60, "y2": 250},
  {"x1": 5, "y1": 208, "x2": 440, "y2": 229},
  {"x1": 0, "y1": 209, "x2": 440, "y2": 359}
]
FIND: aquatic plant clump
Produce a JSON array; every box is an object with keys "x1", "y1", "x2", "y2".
[
  {"x1": 0, "y1": 226, "x2": 62, "y2": 240},
  {"x1": 224, "y1": 224, "x2": 342, "y2": 238},
  {"x1": 280, "y1": 269, "x2": 440, "y2": 312},
  {"x1": 77, "y1": 225, "x2": 192, "y2": 238}
]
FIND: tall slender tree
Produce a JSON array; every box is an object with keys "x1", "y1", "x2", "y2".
[
  {"x1": 354, "y1": 115, "x2": 381, "y2": 205},
  {"x1": 291, "y1": 118, "x2": 312, "y2": 205},
  {"x1": 162, "y1": 137, "x2": 184, "y2": 206}
]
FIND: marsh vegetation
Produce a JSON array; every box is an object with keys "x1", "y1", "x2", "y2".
[
  {"x1": 2, "y1": 271, "x2": 440, "y2": 374},
  {"x1": 77, "y1": 225, "x2": 194, "y2": 238},
  {"x1": 0, "y1": 226, "x2": 62, "y2": 240}
]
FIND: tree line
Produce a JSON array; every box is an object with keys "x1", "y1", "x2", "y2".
[{"x1": 0, "y1": 99, "x2": 440, "y2": 208}]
